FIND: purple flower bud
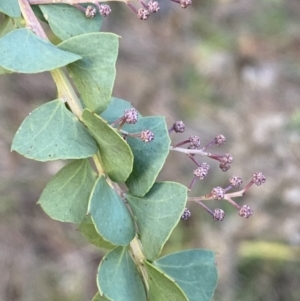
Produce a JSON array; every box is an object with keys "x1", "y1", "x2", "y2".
[
  {"x1": 173, "y1": 121, "x2": 185, "y2": 133},
  {"x1": 98, "y1": 4, "x2": 111, "y2": 17},
  {"x1": 211, "y1": 187, "x2": 225, "y2": 200},
  {"x1": 124, "y1": 108, "x2": 138, "y2": 124},
  {"x1": 213, "y1": 208, "x2": 225, "y2": 221},
  {"x1": 214, "y1": 134, "x2": 226, "y2": 147},
  {"x1": 252, "y1": 172, "x2": 266, "y2": 186},
  {"x1": 181, "y1": 208, "x2": 191, "y2": 220},
  {"x1": 85, "y1": 5, "x2": 97, "y2": 18},
  {"x1": 239, "y1": 205, "x2": 253, "y2": 218},
  {"x1": 140, "y1": 130, "x2": 154, "y2": 142},
  {"x1": 137, "y1": 8, "x2": 150, "y2": 20},
  {"x1": 193, "y1": 163, "x2": 210, "y2": 180},
  {"x1": 180, "y1": 0, "x2": 192, "y2": 8},
  {"x1": 188, "y1": 135, "x2": 201, "y2": 149},
  {"x1": 148, "y1": 0, "x2": 160, "y2": 13},
  {"x1": 229, "y1": 176, "x2": 243, "y2": 188}
]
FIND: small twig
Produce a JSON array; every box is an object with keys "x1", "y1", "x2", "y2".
[
  {"x1": 187, "y1": 187, "x2": 247, "y2": 203},
  {"x1": 19, "y1": 0, "x2": 48, "y2": 38},
  {"x1": 170, "y1": 145, "x2": 210, "y2": 156}
]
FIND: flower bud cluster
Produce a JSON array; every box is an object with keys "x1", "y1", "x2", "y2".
[
  {"x1": 127, "y1": 0, "x2": 160, "y2": 20},
  {"x1": 76, "y1": 0, "x2": 192, "y2": 20},
  {"x1": 171, "y1": 120, "x2": 266, "y2": 223},
  {"x1": 74, "y1": 3, "x2": 112, "y2": 18},
  {"x1": 111, "y1": 107, "x2": 154, "y2": 143},
  {"x1": 188, "y1": 173, "x2": 265, "y2": 222}
]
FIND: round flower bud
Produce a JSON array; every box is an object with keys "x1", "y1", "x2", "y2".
[
  {"x1": 229, "y1": 176, "x2": 243, "y2": 188},
  {"x1": 211, "y1": 187, "x2": 225, "y2": 200},
  {"x1": 189, "y1": 135, "x2": 201, "y2": 149},
  {"x1": 180, "y1": 0, "x2": 192, "y2": 8},
  {"x1": 213, "y1": 208, "x2": 225, "y2": 221},
  {"x1": 214, "y1": 134, "x2": 226, "y2": 147},
  {"x1": 220, "y1": 153, "x2": 233, "y2": 164},
  {"x1": 98, "y1": 4, "x2": 111, "y2": 17},
  {"x1": 124, "y1": 108, "x2": 138, "y2": 124},
  {"x1": 181, "y1": 208, "x2": 191, "y2": 220},
  {"x1": 173, "y1": 121, "x2": 185, "y2": 133},
  {"x1": 252, "y1": 172, "x2": 266, "y2": 186},
  {"x1": 137, "y1": 8, "x2": 150, "y2": 20},
  {"x1": 219, "y1": 162, "x2": 231, "y2": 172},
  {"x1": 193, "y1": 163, "x2": 210, "y2": 180},
  {"x1": 148, "y1": 0, "x2": 160, "y2": 13},
  {"x1": 140, "y1": 130, "x2": 154, "y2": 142},
  {"x1": 85, "y1": 5, "x2": 97, "y2": 18},
  {"x1": 239, "y1": 205, "x2": 253, "y2": 218}
]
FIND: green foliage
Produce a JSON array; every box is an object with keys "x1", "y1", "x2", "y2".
[
  {"x1": 125, "y1": 117, "x2": 171, "y2": 196},
  {"x1": 11, "y1": 100, "x2": 98, "y2": 161},
  {"x1": 0, "y1": 28, "x2": 81, "y2": 73},
  {"x1": 0, "y1": 0, "x2": 20, "y2": 18},
  {"x1": 1, "y1": 2, "x2": 218, "y2": 301},
  {"x1": 82, "y1": 109, "x2": 134, "y2": 182},
  {"x1": 59, "y1": 33, "x2": 119, "y2": 114},
  {"x1": 38, "y1": 159, "x2": 96, "y2": 223},
  {"x1": 88, "y1": 176, "x2": 135, "y2": 246},
  {"x1": 98, "y1": 246, "x2": 147, "y2": 301},
  {"x1": 39, "y1": 4, "x2": 103, "y2": 40},
  {"x1": 127, "y1": 182, "x2": 188, "y2": 260},
  {"x1": 79, "y1": 216, "x2": 116, "y2": 250},
  {"x1": 155, "y1": 250, "x2": 218, "y2": 301},
  {"x1": 145, "y1": 261, "x2": 188, "y2": 301}
]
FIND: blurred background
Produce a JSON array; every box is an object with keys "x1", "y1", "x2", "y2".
[{"x1": 1, "y1": 0, "x2": 300, "y2": 300}]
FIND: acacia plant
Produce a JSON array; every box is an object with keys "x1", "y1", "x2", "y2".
[{"x1": 0, "y1": 1, "x2": 266, "y2": 300}]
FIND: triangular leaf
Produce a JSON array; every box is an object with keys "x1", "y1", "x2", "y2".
[
  {"x1": 38, "y1": 159, "x2": 96, "y2": 223},
  {"x1": 81, "y1": 109, "x2": 133, "y2": 183},
  {"x1": 12, "y1": 100, "x2": 98, "y2": 161},
  {"x1": 39, "y1": 4, "x2": 102, "y2": 41},
  {"x1": 125, "y1": 116, "x2": 171, "y2": 197},
  {"x1": 0, "y1": 0, "x2": 20, "y2": 18},
  {"x1": 155, "y1": 250, "x2": 218, "y2": 301},
  {"x1": 79, "y1": 216, "x2": 116, "y2": 250},
  {"x1": 98, "y1": 246, "x2": 147, "y2": 301},
  {"x1": 126, "y1": 182, "x2": 187, "y2": 260},
  {"x1": 101, "y1": 97, "x2": 142, "y2": 124},
  {"x1": 0, "y1": 28, "x2": 81, "y2": 73},
  {"x1": 88, "y1": 176, "x2": 135, "y2": 246},
  {"x1": 59, "y1": 33, "x2": 119, "y2": 114},
  {"x1": 144, "y1": 261, "x2": 188, "y2": 301}
]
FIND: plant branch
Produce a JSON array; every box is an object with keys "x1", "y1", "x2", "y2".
[
  {"x1": 20, "y1": 0, "x2": 148, "y2": 276},
  {"x1": 170, "y1": 145, "x2": 210, "y2": 157},
  {"x1": 19, "y1": 0, "x2": 48, "y2": 38},
  {"x1": 18, "y1": 5, "x2": 151, "y2": 294},
  {"x1": 50, "y1": 69, "x2": 83, "y2": 118},
  {"x1": 129, "y1": 237, "x2": 149, "y2": 291},
  {"x1": 188, "y1": 188, "x2": 247, "y2": 203}
]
